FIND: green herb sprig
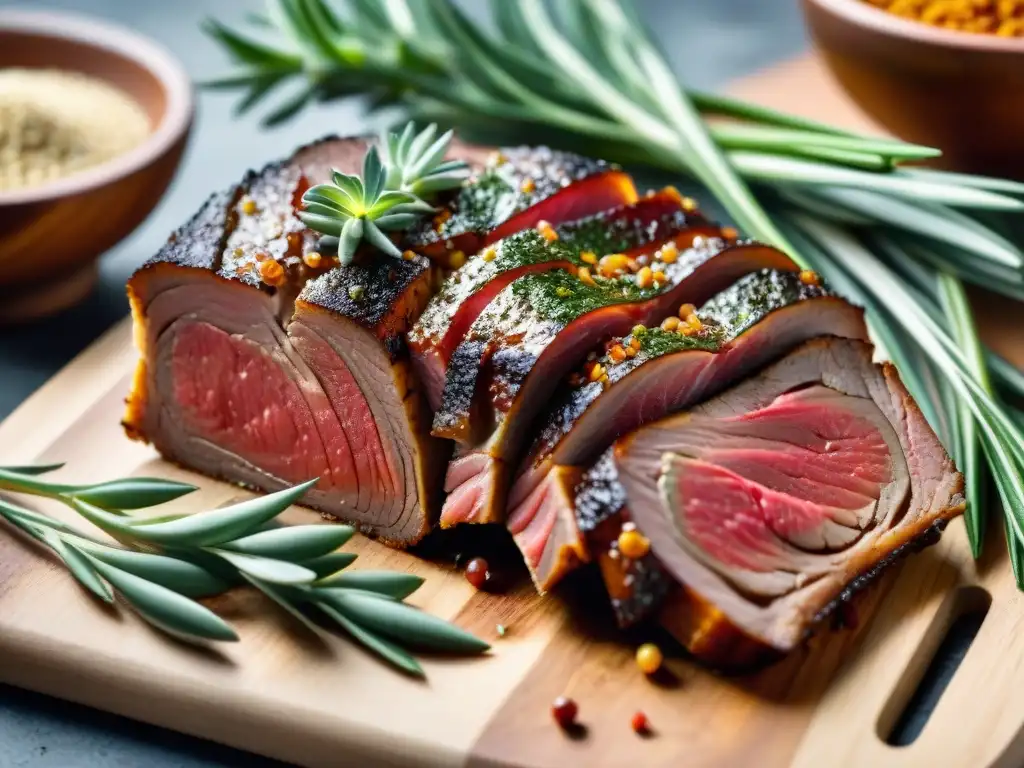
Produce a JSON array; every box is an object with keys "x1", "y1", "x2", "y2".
[
  {"x1": 205, "y1": 0, "x2": 1024, "y2": 585},
  {"x1": 298, "y1": 122, "x2": 469, "y2": 264},
  {"x1": 0, "y1": 465, "x2": 487, "y2": 677}
]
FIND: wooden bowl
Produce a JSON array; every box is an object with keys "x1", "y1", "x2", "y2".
[
  {"x1": 802, "y1": 0, "x2": 1024, "y2": 178},
  {"x1": 0, "y1": 10, "x2": 193, "y2": 322}
]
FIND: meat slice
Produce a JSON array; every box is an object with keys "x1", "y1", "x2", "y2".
[
  {"x1": 125, "y1": 136, "x2": 444, "y2": 545},
  {"x1": 508, "y1": 269, "x2": 869, "y2": 591},
  {"x1": 607, "y1": 337, "x2": 964, "y2": 668},
  {"x1": 408, "y1": 189, "x2": 716, "y2": 409},
  {"x1": 404, "y1": 146, "x2": 638, "y2": 265},
  {"x1": 435, "y1": 239, "x2": 799, "y2": 528}
]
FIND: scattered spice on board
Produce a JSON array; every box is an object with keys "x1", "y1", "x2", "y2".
[
  {"x1": 465, "y1": 556, "x2": 490, "y2": 589},
  {"x1": 0, "y1": 68, "x2": 150, "y2": 192},
  {"x1": 863, "y1": 0, "x2": 1024, "y2": 36},
  {"x1": 551, "y1": 697, "x2": 579, "y2": 729}
]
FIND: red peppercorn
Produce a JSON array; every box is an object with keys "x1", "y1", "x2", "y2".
[
  {"x1": 552, "y1": 696, "x2": 578, "y2": 729},
  {"x1": 465, "y1": 557, "x2": 489, "y2": 590},
  {"x1": 631, "y1": 711, "x2": 650, "y2": 735}
]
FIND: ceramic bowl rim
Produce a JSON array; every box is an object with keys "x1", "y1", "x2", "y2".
[
  {"x1": 805, "y1": 0, "x2": 1024, "y2": 54},
  {"x1": 0, "y1": 9, "x2": 194, "y2": 207}
]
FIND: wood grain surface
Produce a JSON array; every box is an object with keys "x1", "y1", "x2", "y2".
[{"x1": 2, "y1": 55, "x2": 1024, "y2": 768}]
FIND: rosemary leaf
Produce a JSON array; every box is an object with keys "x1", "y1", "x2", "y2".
[
  {"x1": 301, "y1": 551, "x2": 358, "y2": 579},
  {"x1": 318, "y1": 603, "x2": 425, "y2": 677},
  {"x1": 0, "y1": 498, "x2": 77, "y2": 534},
  {"x1": 42, "y1": 530, "x2": 115, "y2": 603},
  {"x1": 806, "y1": 188, "x2": 1024, "y2": 269},
  {"x1": 220, "y1": 524, "x2": 354, "y2": 561},
  {"x1": 940, "y1": 274, "x2": 992, "y2": 558},
  {"x1": 78, "y1": 479, "x2": 318, "y2": 547},
  {"x1": 83, "y1": 554, "x2": 239, "y2": 643},
  {"x1": 209, "y1": 549, "x2": 318, "y2": 585},
  {"x1": 71, "y1": 539, "x2": 232, "y2": 599},
  {"x1": 732, "y1": 152, "x2": 1024, "y2": 210},
  {"x1": 317, "y1": 589, "x2": 489, "y2": 654},
  {"x1": 0, "y1": 463, "x2": 65, "y2": 476},
  {"x1": 202, "y1": 18, "x2": 301, "y2": 68},
  {"x1": 64, "y1": 478, "x2": 198, "y2": 510},
  {"x1": 241, "y1": 574, "x2": 330, "y2": 637},
  {"x1": 315, "y1": 570, "x2": 424, "y2": 599}
]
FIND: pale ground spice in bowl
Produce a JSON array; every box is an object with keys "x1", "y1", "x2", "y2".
[{"x1": 0, "y1": 68, "x2": 152, "y2": 192}]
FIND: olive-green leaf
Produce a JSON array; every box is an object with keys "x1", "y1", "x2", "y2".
[
  {"x1": 339, "y1": 217, "x2": 365, "y2": 265},
  {"x1": 0, "y1": 498, "x2": 76, "y2": 534},
  {"x1": 221, "y1": 524, "x2": 354, "y2": 561},
  {"x1": 105, "y1": 479, "x2": 318, "y2": 546},
  {"x1": 363, "y1": 219, "x2": 404, "y2": 257},
  {"x1": 241, "y1": 574, "x2": 328, "y2": 636},
  {"x1": 83, "y1": 555, "x2": 239, "y2": 643},
  {"x1": 317, "y1": 589, "x2": 489, "y2": 654},
  {"x1": 210, "y1": 549, "x2": 318, "y2": 585},
  {"x1": 72, "y1": 540, "x2": 233, "y2": 599},
  {"x1": 315, "y1": 570, "x2": 424, "y2": 599},
  {"x1": 43, "y1": 531, "x2": 114, "y2": 603},
  {"x1": 318, "y1": 603, "x2": 424, "y2": 677},
  {"x1": 363, "y1": 145, "x2": 386, "y2": 202},
  {"x1": 301, "y1": 551, "x2": 358, "y2": 579},
  {"x1": 0, "y1": 463, "x2": 65, "y2": 476},
  {"x1": 66, "y1": 478, "x2": 198, "y2": 510},
  {"x1": 0, "y1": 467, "x2": 59, "y2": 494}
]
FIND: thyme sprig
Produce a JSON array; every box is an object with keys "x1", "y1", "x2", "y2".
[
  {"x1": 0, "y1": 465, "x2": 487, "y2": 677},
  {"x1": 206, "y1": 0, "x2": 1024, "y2": 585}
]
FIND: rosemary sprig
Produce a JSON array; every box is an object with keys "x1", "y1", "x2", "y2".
[
  {"x1": 0, "y1": 466, "x2": 487, "y2": 677},
  {"x1": 205, "y1": 0, "x2": 1024, "y2": 585}
]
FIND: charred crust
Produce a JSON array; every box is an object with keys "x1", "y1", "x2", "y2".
[
  {"x1": 298, "y1": 258, "x2": 429, "y2": 345},
  {"x1": 809, "y1": 519, "x2": 950, "y2": 632},
  {"x1": 433, "y1": 339, "x2": 488, "y2": 438},
  {"x1": 611, "y1": 555, "x2": 675, "y2": 628},
  {"x1": 138, "y1": 184, "x2": 243, "y2": 274},
  {"x1": 574, "y1": 449, "x2": 628, "y2": 534}
]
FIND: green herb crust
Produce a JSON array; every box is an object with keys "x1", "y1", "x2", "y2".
[
  {"x1": 404, "y1": 146, "x2": 620, "y2": 250},
  {"x1": 524, "y1": 269, "x2": 832, "y2": 466},
  {"x1": 432, "y1": 236, "x2": 735, "y2": 437},
  {"x1": 409, "y1": 193, "x2": 709, "y2": 350}
]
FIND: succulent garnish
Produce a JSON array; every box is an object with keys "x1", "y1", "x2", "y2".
[
  {"x1": 0, "y1": 465, "x2": 488, "y2": 677},
  {"x1": 298, "y1": 142, "x2": 435, "y2": 265},
  {"x1": 380, "y1": 122, "x2": 471, "y2": 197},
  {"x1": 297, "y1": 122, "x2": 469, "y2": 266}
]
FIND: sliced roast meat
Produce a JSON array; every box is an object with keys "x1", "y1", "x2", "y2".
[
  {"x1": 606, "y1": 337, "x2": 963, "y2": 667},
  {"x1": 435, "y1": 239, "x2": 799, "y2": 528},
  {"x1": 408, "y1": 189, "x2": 717, "y2": 410},
  {"x1": 126, "y1": 136, "x2": 445, "y2": 545},
  {"x1": 404, "y1": 146, "x2": 638, "y2": 265},
  {"x1": 508, "y1": 269, "x2": 869, "y2": 591}
]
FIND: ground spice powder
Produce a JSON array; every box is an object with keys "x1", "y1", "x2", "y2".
[
  {"x1": 864, "y1": 0, "x2": 1024, "y2": 35},
  {"x1": 0, "y1": 68, "x2": 151, "y2": 193}
]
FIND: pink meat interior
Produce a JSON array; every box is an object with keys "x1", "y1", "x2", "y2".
[
  {"x1": 171, "y1": 321, "x2": 393, "y2": 499},
  {"x1": 660, "y1": 386, "x2": 894, "y2": 570}
]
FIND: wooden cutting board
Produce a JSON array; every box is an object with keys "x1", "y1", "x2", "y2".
[{"x1": 4, "y1": 55, "x2": 1024, "y2": 768}]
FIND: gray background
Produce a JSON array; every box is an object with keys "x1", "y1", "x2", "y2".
[{"x1": 0, "y1": 1, "x2": 806, "y2": 765}]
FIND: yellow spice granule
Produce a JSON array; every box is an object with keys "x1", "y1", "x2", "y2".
[
  {"x1": 259, "y1": 259, "x2": 286, "y2": 287},
  {"x1": 864, "y1": 0, "x2": 1024, "y2": 36},
  {"x1": 636, "y1": 266, "x2": 654, "y2": 289}
]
